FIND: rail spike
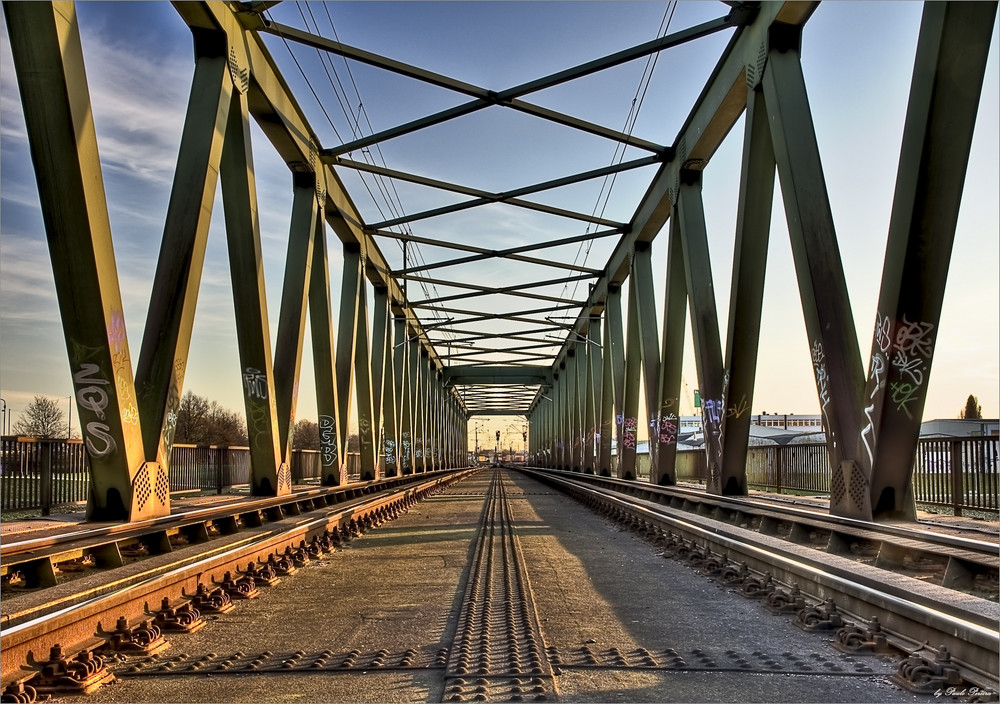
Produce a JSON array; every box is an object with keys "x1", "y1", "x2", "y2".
[
  {"x1": 889, "y1": 645, "x2": 965, "y2": 694},
  {"x1": 96, "y1": 616, "x2": 168, "y2": 655},
  {"x1": 764, "y1": 583, "x2": 806, "y2": 614},
  {"x1": 832, "y1": 616, "x2": 894, "y2": 654},
  {"x1": 23, "y1": 644, "x2": 115, "y2": 696},
  {"x1": 795, "y1": 598, "x2": 845, "y2": 632},
  {"x1": 150, "y1": 597, "x2": 205, "y2": 633},
  {"x1": 0, "y1": 681, "x2": 45, "y2": 703}
]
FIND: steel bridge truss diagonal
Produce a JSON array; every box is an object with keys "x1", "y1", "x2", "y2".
[{"x1": 2, "y1": 1, "x2": 995, "y2": 522}]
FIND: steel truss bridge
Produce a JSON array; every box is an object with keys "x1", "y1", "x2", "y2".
[{"x1": 2, "y1": 1, "x2": 995, "y2": 523}]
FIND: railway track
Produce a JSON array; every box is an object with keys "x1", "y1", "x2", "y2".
[
  {"x1": 0, "y1": 469, "x2": 477, "y2": 700},
  {"x1": 517, "y1": 466, "x2": 999, "y2": 696},
  {"x1": 3, "y1": 466, "x2": 996, "y2": 702}
]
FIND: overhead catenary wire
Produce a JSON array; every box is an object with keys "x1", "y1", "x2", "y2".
[
  {"x1": 270, "y1": 3, "x2": 456, "y2": 348},
  {"x1": 562, "y1": 0, "x2": 678, "y2": 304}
]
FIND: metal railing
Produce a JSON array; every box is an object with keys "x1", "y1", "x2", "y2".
[
  {"x1": 0, "y1": 437, "x2": 364, "y2": 514},
  {"x1": 675, "y1": 435, "x2": 999, "y2": 515},
  {"x1": 4, "y1": 434, "x2": 995, "y2": 517}
]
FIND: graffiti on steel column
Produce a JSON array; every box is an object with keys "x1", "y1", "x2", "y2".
[
  {"x1": 811, "y1": 340, "x2": 831, "y2": 423},
  {"x1": 655, "y1": 413, "x2": 678, "y2": 445},
  {"x1": 889, "y1": 315, "x2": 934, "y2": 419},
  {"x1": 702, "y1": 398, "x2": 724, "y2": 486},
  {"x1": 400, "y1": 431, "x2": 412, "y2": 466},
  {"x1": 319, "y1": 415, "x2": 338, "y2": 467},
  {"x1": 243, "y1": 367, "x2": 268, "y2": 400},
  {"x1": 622, "y1": 417, "x2": 637, "y2": 450},
  {"x1": 358, "y1": 417, "x2": 372, "y2": 449},
  {"x1": 860, "y1": 344, "x2": 887, "y2": 465},
  {"x1": 384, "y1": 438, "x2": 396, "y2": 466},
  {"x1": 726, "y1": 395, "x2": 749, "y2": 419},
  {"x1": 74, "y1": 363, "x2": 118, "y2": 458},
  {"x1": 247, "y1": 401, "x2": 272, "y2": 453}
]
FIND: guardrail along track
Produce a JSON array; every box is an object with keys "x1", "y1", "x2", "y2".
[
  {"x1": 518, "y1": 467, "x2": 999, "y2": 697},
  {"x1": 0, "y1": 469, "x2": 477, "y2": 701}
]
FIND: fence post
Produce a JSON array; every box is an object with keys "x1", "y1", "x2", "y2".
[
  {"x1": 949, "y1": 440, "x2": 963, "y2": 517},
  {"x1": 40, "y1": 439, "x2": 53, "y2": 516},
  {"x1": 217, "y1": 447, "x2": 224, "y2": 495},
  {"x1": 775, "y1": 447, "x2": 783, "y2": 494}
]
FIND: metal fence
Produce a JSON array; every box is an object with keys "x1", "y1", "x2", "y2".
[
  {"x1": 0, "y1": 437, "x2": 363, "y2": 513},
  {"x1": 675, "y1": 435, "x2": 999, "y2": 516},
  {"x1": 4, "y1": 434, "x2": 995, "y2": 517}
]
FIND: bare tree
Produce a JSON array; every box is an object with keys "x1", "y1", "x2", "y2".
[
  {"x1": 174, "y1": 391, "x2": 248, "y2": 446},
  {"x1": 292, "y1": 419, "x2": 320, "y2": 450},
  {"x1": 13, "y1": 395, "x2": 66, "y2": 437}
]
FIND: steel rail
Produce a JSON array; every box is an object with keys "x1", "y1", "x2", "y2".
[
  {"x1": 525, "y1": 468, "x2": 997, "y2": 557},
  {"x1": 0, "y1": 469, "x2": 479, "y2": 689},
  {"x1": 0, "y1": 471, "x2": 453, "y2": 563},
  {"x1": 519, "y1": 467, "x2": 1000, "y2": 692}
]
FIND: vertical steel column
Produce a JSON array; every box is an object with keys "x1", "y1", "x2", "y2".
[
  {"x1": 762, "y1": 24, "x2": 865, "y2": 510},
  {"x1": 566, "y1": 350, "x2": 580, "y2": 471},
  {"x1": 619, "y1": 262, "x2": 644, "y2": 479},
  {"x1": 220, "y1": 81, "x2": 287, "y2": 496},
  {"x1": 274, "y1": 178, "x2": 319, "y2": 473},
  {"x1": 372, "y1": 288, "x2": 399, "y2": 476},
  {"x1": 336, "y1": 245, "x2": 362, "y2": 466},
  {"x1": 676, "y1": 174, "x2": 725, "y2": 494},
  {"x1": 575, "y1": 340, "x2": 588, "y2": 472},
  {"x1": 551, "y1": 370, "x2": 562, "y2": 467},
  {"x1": 719, "y1": 85, "x2": 776, "y2": 496},
  {"x1": 408, "y1": 340, "x2": 422, "y2": 472},
  {"x1": 583, "y1": 317, "x2": 601, "y2": 474},
  {"x1": 395, "y1": 318, "x2": 412, "y2": 474},
  {"x1": 354, "y1": 275, "x2": 378, "y2": 481},
  {"x1": 651, "y1": 216, "x2": 687, "y2": 486},
  {"x1": 309, "y1": 211, "x2": 344, "y2": 486},
  {"x1": 558, "y1": 364, "x2": 569, "y2": 469},
  {"x1": 599, "y1": 286, "x2": 625, "y2": 476},
  {"x1": 632, "y1": 244, "x2": 662, "y2": 478},
  {"x1": 414, "y1": 348, "x2": 428, "y2": 471},
  {"x1": 4, "y1": 1, "x2": 163, "y2": 520},
  {"x1": 857, "y1": 2, "x2": 997, "y2": 521}
]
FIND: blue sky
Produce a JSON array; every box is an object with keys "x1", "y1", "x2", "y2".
[{"x1": 1, "y1": 2, "x2": 997, "y2": 444}]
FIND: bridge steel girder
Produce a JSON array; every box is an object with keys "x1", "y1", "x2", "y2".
[
  {"x1": 275, "y1": 179, "x2": 319, "y2": 465},
  {"x1": 619, "y1": 250, "x2": 655, "y2": 480},
  {"x1": 856, "y1": 2, "x2": 997, "y2": 521},
  {"x1": 676, "y1": 176, "x2": 726, "y2": 494},
  {"x1": 651, "y1": 216, "x2": 687, "y2": 486},
  {"x1": 718, "y1": 85, "x2": 775, "y2": 497},
  {"x1": 598, "y1": 286, "x2": 625, "y2": 477},
  {"x1": 583, "y1": 317, "x2": 601, "y2": 474},
  {"x1": 373, "y1": 288, "x2": 399, "y2": 477},
  {"x1": 566, "y1": 350, "x2": 580, "y2": 471},
  {"x1": 761, "y1": 23, "x2": 866, "y2": 514},
  {"x1": 393, "y1": 316, "x2": 410, "y2": 474},
  {"x1": 309, "y1": 203, "x2": 345, "y2": 486},
  {"x1": 3, "y1": 1, "x2": 162, "y2": 520},
  {"x1": 633, "y1": 243, "x2": 663, "y2": 481},
  {"x1": 172, "y1": 2, "x2": 456, "y2": 400},
  {"x1": 220, "y1": 85, "x2": 288, "y2": 497}
]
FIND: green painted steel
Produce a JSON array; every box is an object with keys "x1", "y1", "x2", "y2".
[
  {"x1": 651, "y1": 217, "x2": 687, "y2": 486},
  {"x1": 676, "y1": 174, "x2": 725, "y2": 494},
  {"x1": 308, "y1": 209, "x2": 344, "y2": 486},
  {"x1": 856, "y1": 2, "x2": 997, "y2": 521},
  {"x1": 762, "y1": 29, "x2": 866, "y2": 515},
  {"x1": 220, "y1": 86, "x2": 288, "y2": 496},
  {"x1": 717, "y1": 86, "x2": 775, "y2": 497},
  {"x1": 3, "y1": 1, "x2": 163, "y2": 520},
  {"x1": 274, "y1": 180, "x2": 320, "y2": 462}
]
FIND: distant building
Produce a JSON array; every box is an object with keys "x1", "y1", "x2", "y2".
[{"x1": 919, "y1": 419, "x2": 999, "y2": 438}]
